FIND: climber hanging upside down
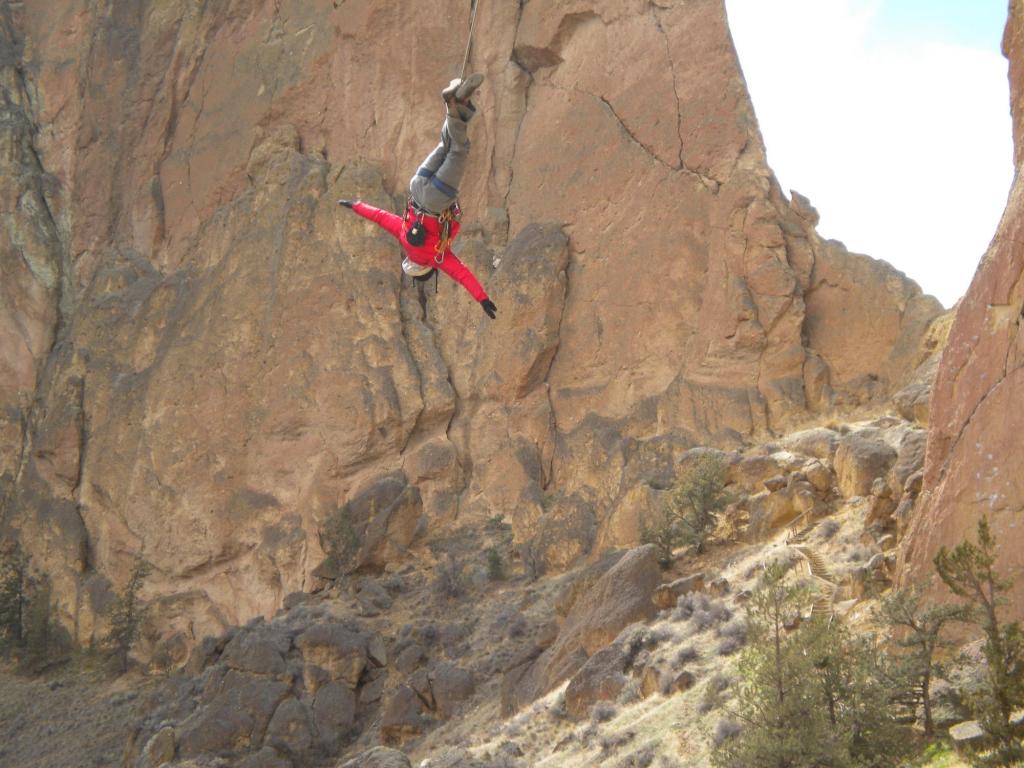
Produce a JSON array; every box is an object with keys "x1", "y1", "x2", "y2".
[{"x1": 338, "y1": 74, "x2": 498, "y2": 319}]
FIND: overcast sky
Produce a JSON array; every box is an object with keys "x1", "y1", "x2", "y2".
[{"x1": 725, "y1": 0, "x2": 1013, "y2": 308}]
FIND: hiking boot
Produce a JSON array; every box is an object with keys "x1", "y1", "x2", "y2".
[
  {"x1": 441, "y1": 78, "x2": 462, "y2": 102},
  {"x1": 454, "y1": 73, "x2": 484, "y2": 102}
]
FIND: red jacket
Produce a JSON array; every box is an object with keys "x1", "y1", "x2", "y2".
[{"x1": 352, "y1": 201, "x2": 489, "y2": 303}]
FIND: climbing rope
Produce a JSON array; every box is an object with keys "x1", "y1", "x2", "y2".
[{"x1": 459, "y1": 0, "x2": 481, "y2": 79}]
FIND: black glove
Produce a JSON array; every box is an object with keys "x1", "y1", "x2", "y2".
[
  {"x1": 337, "y1": 199, "x2": 355, "y2": 209},
  {"x1": 481, "y1": 299, "x2": 497, "y2": 319}
]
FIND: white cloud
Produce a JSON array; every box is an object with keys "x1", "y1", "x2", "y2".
[{"x1": 726, "y1": 0, "x2": 1013, "y2": 307}]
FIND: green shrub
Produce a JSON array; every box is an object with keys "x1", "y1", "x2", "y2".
[
  {"x1": 0, "y1": 542, "x2": 26, "y2": 652},
  {"x1": 105, "y1": 557, "x2": 152, "y2": 673},
  {"x1": 642, "y1": 454, "x2": 731, "y2": 564},
  {"x1": 432, "y1": 554, "x2": 468, "y2": 600},
  {"x1": 485, "y1": 546, "x2": 505, "y2": 581},
  {"x1": 320, "y1": 503, "x2": 363, "y2": 577}
]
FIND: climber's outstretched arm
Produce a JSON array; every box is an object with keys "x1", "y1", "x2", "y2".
[
  {"x1": 347, "y1": 200, "x2": 403, "y2": 241},
  {"x1": 438, "y1": 249, "x2": 488, "y2": 303}
]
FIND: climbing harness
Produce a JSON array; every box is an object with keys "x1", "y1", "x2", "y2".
[
  {"x1": 401, "y1": 200, "x2": 460, "y2": 295},
  {"x1": 434, "y1": 204, "x2": 461, "y2": 264},
  {"x1": 460, "y1": 0, "x2": 481, "y2": 80}
]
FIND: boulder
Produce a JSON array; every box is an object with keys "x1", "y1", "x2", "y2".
[
  {"x1": 380, "y1": 685, "x2": 431, "y2": 744},
  {"x1": 430, "y1": 663, "x2": 476, "y2": 720},
  {"x1": 502, "y1": 546, "x2": 661, "y2": 713},
  {"x1": 313, "y1": 682, "x2": 357, "y2": 752},
  {"x1": 220, "y1": 631, "x2": 289, "y2": 679},
  {"x1": 639, "y1": 665, "x2": 666, "y2": 699},
  {"x1": 670, "y1": 670, "x2": 697, "y2": 694},
  {"x1": 140, "y1": 727, "x2": 176, "y2": 768},
  {"x1": 564, "y1": 644, "x2": 631, "y2": 718},
  {"x1": 834, "y1": 431, "x2": 898, "y2": 497},
  {"x1": 653, "y1": 573, "x2": 705, "y2": 609},
  {"x1": 295, "y1": 624, "x2": 368, "y2": 690},
  {"x1": 888, "y1": 429, "x2": 927, "y2": 499},
  {"x1": 265, "y1": 698, "x2": 315, "y2": 759},
  {"x1": 802, "y1": 460, "x2": 834, "y2": 495},
  {"x1": 730, "y1": 455, "x2": 786, "y2": 492},
  {"x1": 177, "y1": 672, "x2": 291, "y2": 757},
  {"x1": 781, "y1": 428, "x2": 841, "y2": 460}
]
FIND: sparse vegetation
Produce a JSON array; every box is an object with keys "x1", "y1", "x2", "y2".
[
  {"x1": 675, "y1": 644, "x2": 700, "y2": 665},
  {"x1": 712, "y1": 562, "x2": 906, "y2": 768},
  {"x1": 617, "y1": 678, "x2": 643, "y2": 705},
  {"x1": 320, "y1": 503, "x2": 363, "y2": 576},
  {"x1": 699, "y1": 672, "x2": 733, "y2": 714},
  {"x1": 642, "y1": 454, "x2": 731, "y2": 565},
  {"x1": 0, "y1": 541, "x2": 27, "y2": 653},
  {"x1": 712, "y1": 719, "x2": 743, "y2": 748},
  {"x1": 640, "y1": 504, "x2": 686, "y2": 568},
  {"x1": 670, "y1": 455, "x2": 731, "y2": 555},
  {"x1": 485, "y1": 546, "x2": 505, "y2": 581},
  {"x1": 432, "y1": 553, "x2": 469, "y2": 600},
  {"x1": 518, "y1": 538, "x2": 545, "y2": 581},
  {"x1": 815, "y1": 518, "x2": 842, "y2": 541},
  {"x1": 22, "y1": 576, "x2": 56, "y2": 672},
  {"x1": 934, "y1": 516, "x2": 1024, "y2": 764},
  {"x1": 591, "y1": 700, "x2": 617, "y2": 723},
  {"x1": 106, "y1": 557, "x2": 153, "y2": 673},
  {"x1": 0, "y1": 544, "x2": 64, "y2": 671},
  {"x1": 618, "y1": 744, "x2": 656, "y2": 767}
]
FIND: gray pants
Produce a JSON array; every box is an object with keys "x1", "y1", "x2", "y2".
[{"x1": 409, "y1": 111, "x2": 472, "y2": 215}]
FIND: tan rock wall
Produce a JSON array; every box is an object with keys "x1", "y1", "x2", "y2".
[
  {"x1": 0, "y1": 9, "x2": 65, "y2": 512},
  {"x1": 2, "y1": 0, "x2": 941, "y2": 652},
  {"x1": 901, "y1": 0, "x2": 1024, "y2": 613}
]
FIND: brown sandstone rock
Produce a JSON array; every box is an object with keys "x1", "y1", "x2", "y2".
[
  {"x1": 781, "y1": 427, "x2": 841, "y2": 460},
  {"x1": 313, "y1": 682, "x2": 357, "y2": 753},
  {"x1": 265, "y1": 698, "x2": 315, "y2": 760},
  {"x1": 834, "y1": 431, "x2": 898, "y2": 498},
  {"x1": 639, "y1": 665, "x2": 667, "y2": 699},
  {"x1": 176, "y1": 671, "x2": 290, "y2": 757},
  {"x1": 430, "y1": 663, "x2": 476, "y2": 720},
  {"x1": 141, "y1": 727, "x2": 176, "y2": 768},
  {"x1": 502, "y1": 545, "x2": 661, "y2": 713},
  {"x1": 0, "y1": 0, "x2": 942, "y2": 656},
  {"x1": 653, "y1": 573, "x2": 706, "y2": 610},
  {"x1": 902, "y1": 1, "x2": 1024, "y2": 614},
  {"x1": 889, "y1": 429, "x2": 928, "y2": 499},
  {"x1": 296, "y1": 624, "x2": 367, "y2": 690},
  {"x1": 564, "y1": 644, "x2": 630, "y2": 718},
  {"x1": 380, "y1": 685, "x2": 431, "y2": 745}
]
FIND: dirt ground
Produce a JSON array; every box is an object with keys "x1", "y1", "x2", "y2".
[{"x1": 0, "y1": 660, "x2": 153, "y2": 768}]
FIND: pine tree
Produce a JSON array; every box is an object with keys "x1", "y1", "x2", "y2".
[
  {"x1": 713, "y1": 563, "x2": 846, "y2": 768},
  {"x1": 106, "y1": 557, "x2": 153, "y2": 673},
  {"x1": 670, "y1": 454, "x2": 730, "y2": 555},
  {"x1": 875, "y1": 584, "x2": 965, "y2": 734},
  {"x1": 934, "y1": 516, "x2": 1024, "y2": 764},
  {"x1": 713, "y1": 563, "x2": 906, "y2": 768}
]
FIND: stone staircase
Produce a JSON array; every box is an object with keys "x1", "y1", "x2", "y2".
[{"x1": 786, "y1": 523, "x2": 839, "y2": 619}]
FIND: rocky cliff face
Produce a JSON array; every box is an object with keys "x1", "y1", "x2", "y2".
[
  {"x1": 901, "y1": 0, "x2": 1024, "y2": 612},
  {"x1": 1, "y1": 0, "x2": 941, "y2": 656}
]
